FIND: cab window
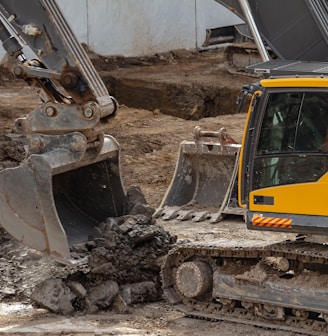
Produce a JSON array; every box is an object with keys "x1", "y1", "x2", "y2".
[{"x1": 253, "y1": 91, "x2": 328, "y2": 189}]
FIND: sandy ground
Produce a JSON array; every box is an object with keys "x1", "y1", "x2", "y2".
[{"x1": 0, "y1": 55, "x2": 302, "y2": 335}]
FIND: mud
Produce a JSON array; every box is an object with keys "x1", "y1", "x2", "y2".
[{"x1": 0, "y1": 49, "x2": 302, "y2": 335}]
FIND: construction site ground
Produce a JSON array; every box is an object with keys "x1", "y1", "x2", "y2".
[{"x1": 0, "y1": 49, "x2": 301, "y2": 335}]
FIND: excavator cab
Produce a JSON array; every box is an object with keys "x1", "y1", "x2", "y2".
[
  {"x1": 0, "y1": 0, "x2": 126, "y2": 262},
  {"x1": 239, "y1": 75, "x2": 328, "y2": 235}
]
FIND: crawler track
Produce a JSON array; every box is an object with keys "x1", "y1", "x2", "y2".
[
  {"x1": 223, "y1": 43, "x2": 262, "y2": 77},
  {"x1": 161, "y1": 240, "x2": 328, "y2": 335}
]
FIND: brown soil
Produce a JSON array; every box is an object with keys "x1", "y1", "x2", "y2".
[{"x1": 0, "y1": 50, "x2": 300, "y2": 335}]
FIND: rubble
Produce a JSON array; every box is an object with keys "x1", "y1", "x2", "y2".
[
  {"x1": 30, "y1": 278, "x2": 75, "y2": 315},
  {"x1": 28, "y1": 186, "x2": 176, "y2": 315}
]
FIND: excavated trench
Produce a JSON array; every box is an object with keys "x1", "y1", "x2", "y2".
[{"x1": 92, "y1": 48, "x2": 253, "y2": 120}]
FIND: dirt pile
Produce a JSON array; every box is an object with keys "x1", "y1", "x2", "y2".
[
  {"x1": 25, "y1": 186, "x2": 175, "y2": 315},
  {"x1": 0, "y1": 185, "x2": 175, "y2": 315}
]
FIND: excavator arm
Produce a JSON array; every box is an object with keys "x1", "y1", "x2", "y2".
[
  {"x1": 0, "y1": 0, "x2": 126, "y2": 262},
  {"x1": 0, "y1": 0, "x2": 117, "y2": 135}
]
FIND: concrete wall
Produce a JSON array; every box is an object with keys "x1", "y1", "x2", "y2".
[{"x1": 0, "y1": 0, "x2": 242, "y2": 59}]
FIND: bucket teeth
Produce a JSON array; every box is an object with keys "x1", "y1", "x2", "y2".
[
  {"x1": 161, "y1": 207, "x2": 180, "y2": 220},
  {"x1": 176, "y1": 210, "x2": 195, "y2": 221},
  {"x1": 155, "y1": 207, "x2": 220, "y2": 223},
  {"x1": 192, "y1": 211, "x2": 211, "y2": 222},
  {"x1": 156, "y1": 126, "x2": 243, "y2": 224}
]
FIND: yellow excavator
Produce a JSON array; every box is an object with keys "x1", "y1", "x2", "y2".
[
  {"x1": 2, "y1": 0, "x2": 328, "y2": 334},
  {"x1": 158, "y1": 1, "x2": 328, "y2": 334},
  {"x1": 161, "y1": 63, "x2": 328, "y2": 334}
]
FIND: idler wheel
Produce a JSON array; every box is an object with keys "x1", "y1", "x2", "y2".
[{"x1": 175, "y1": 261, "x2": 212, "y2": 298}]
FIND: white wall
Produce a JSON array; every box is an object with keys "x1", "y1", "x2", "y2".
[
  {"x1": 0, "y1": 0, "x2": 242, "y2": 59},
  {"x1": 58, "y1": 0, "x2": 242, "y2": 57}
]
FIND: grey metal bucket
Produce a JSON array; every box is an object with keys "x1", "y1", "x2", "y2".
[
  {"x1": 0, "y1": 133, "x2": 125, "y2": 262},
  {"x1": 155, "y1": 126, "x2": 244, "y2": 222}
]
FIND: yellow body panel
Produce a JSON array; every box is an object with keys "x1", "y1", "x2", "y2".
[
  {"x1": 260, "y1": 77, "x2": 328, "y2": 88},
  {"x1": 249, "y1": 172, "x2": 328, "y2": 216}
]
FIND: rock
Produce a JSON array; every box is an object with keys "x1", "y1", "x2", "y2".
[
  {"x1": 119, "y1": 217, "x2": 136, "y2": 233},
  {"x1": 128, "y1": 227, "x2": 158, "y2": 246},
  {"x1": 87, "y1": 280, "x2": 119, "y2": 313},
  {"x1": 31, "y1": 278, "x2": 75, "y2": 315},
  {"x1": 1, "y1": 287, "x2": 16, "y2": 297},
  {"x1": 124, "y1": 185, "x2": 155, "y2": 216},
  {"x1": 112, "y1": 293, "x2": 129, "y2": 313},
  {"x1": 90, "y1": 261, "x2": 114, "y2": 275},
  {"x1": 121, "y1": 281, "x2": 157, "y2": 304},
  {"x1": 125, "y1": 185, "x2": 147, "y2": 207},
  {"x1": 128, "y1": 203, "x2": 155, "y2": 217},
  {"x1": 68, "y1": 281, "x2": 87, "y2": 298}
]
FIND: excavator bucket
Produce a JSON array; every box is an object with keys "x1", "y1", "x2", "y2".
[
  {"x1": 0, "y1": 133, "x2": 125, "y2": 262},
  {"x1": 154, "y1": 126, "x2": 244, "y2": 222}
]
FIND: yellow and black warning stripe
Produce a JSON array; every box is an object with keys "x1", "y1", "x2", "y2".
[{"x1": 251, "y1": 214, "x2": 292, "y2": 229}]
